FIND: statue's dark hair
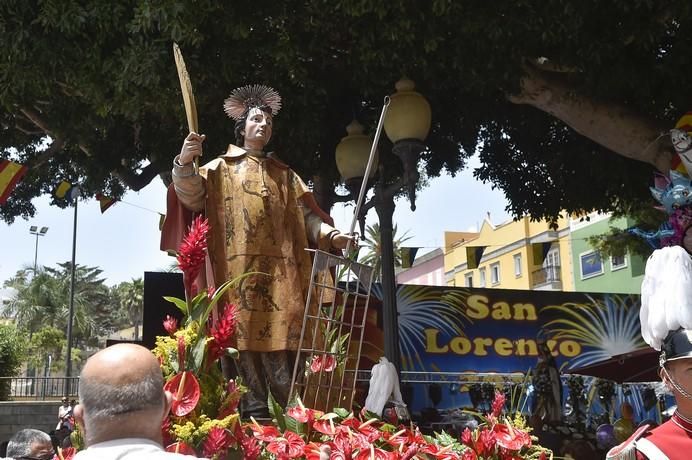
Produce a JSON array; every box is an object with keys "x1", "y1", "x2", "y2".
[{"x1": 234, "y1": 105, "x2": 272, "y2": 146}]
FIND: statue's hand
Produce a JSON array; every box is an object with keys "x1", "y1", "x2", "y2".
[
  {"x1": 179, "y1": 132, "x2": 206, "y2": 165},
  {"x1": 330, "y1": 232, "x2": 358, "y2": 250}
]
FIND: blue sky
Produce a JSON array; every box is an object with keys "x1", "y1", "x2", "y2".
[{"x1": 0, "y1": 155, "x2": 511, "y2": 286}]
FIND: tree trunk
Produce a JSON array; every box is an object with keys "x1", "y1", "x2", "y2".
[{"x1": 508, "y1": 65, "x2": 672, "y2": 173}]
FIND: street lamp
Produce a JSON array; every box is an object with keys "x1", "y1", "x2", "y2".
[
  {"x1": 29, "y1": 225, "x2": 49, "y2": 274},
  {"x1": 335, "y1": 78, "x2": 431, "y2": 372}
]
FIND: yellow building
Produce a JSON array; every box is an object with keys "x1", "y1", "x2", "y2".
[{"x1": 444, "y1": 216, "x2": 574, "y2": 291}]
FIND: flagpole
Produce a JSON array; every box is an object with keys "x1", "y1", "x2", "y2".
[{"x1": 65, "y1": 188, "x2": 79, "y2": 396}]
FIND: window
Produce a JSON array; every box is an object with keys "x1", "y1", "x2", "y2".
[
  {"x1": 479, "y1": 268, "x2": 487, "y2": 287},
  {"x1": 580, "y1": 251, "x2": 604, "y2": 279},
  {"x1": 513, "y1": 254, "x2": 522, "y2": 277},
  {"x1": 611, "y1": 254, "x2": 627, "y2": 271},
  {"x1": 464, "y1": 273, "x2": 473, "y2": 287},
  {"x1": 490, "y1": 262, "x2": 501, "y2": 285}
]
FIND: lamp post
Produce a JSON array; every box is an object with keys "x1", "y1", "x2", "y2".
[
  {"x1": 29, "y1": 225, "x2": 49, "y2": 274},
  {"x1": 335, "y1": 78, "x2": 431, "y2": 372}
]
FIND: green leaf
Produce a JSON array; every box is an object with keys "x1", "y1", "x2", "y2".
[
  {"x1": 285, "y1": 414, "x2": 304, "y2": 435},
  {"x1": 224, "y1": 347, "x2": 239, "y2": 359},
  {"x1": 334, "y1": 407, "x2": 350, "y2": 418},
  {"x1": 267, "y1": 391, "x2": 286, "y2": 431},
  {"x1": 163, "y1": 296, "x2": 188, "y2": 316},
  {"x1": 191, "y1": 336, "x2": 207, "y2": 372}
]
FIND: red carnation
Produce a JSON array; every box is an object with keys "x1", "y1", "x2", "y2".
[
  {"x1": 177, "y1": 215, "x2": 209, "y2": 297},
  {"x1": 163, "y1": 315, "x2": 178, "y2": 336},
  {"x1": 202, "y1": 426, "x2": 233, "y2": 458}
]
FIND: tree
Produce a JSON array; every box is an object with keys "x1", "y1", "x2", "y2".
[
  {"x1": 0, "y1": 323, "x2": 27, "y2": 400},
  {"x1": 359, "y1": 223, "x2": 412, "y2": 281},
  {"x1": 0, "y1": 1, "x2": 687, "y2": 224},
  {"x1": 111, "y1": 278, "x2": 144, "y2": 340}
]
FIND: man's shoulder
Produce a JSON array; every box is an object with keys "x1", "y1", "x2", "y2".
[
  {"x1": 606, "y1": 424, "x2": 655, "y2": 460},
  {"x1": 73, "y1": 439, "x2": 206, "y2": 460}
]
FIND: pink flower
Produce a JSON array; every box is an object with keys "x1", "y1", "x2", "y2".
[
  {"x1": 163, "y1": 315, "x2": 178, "y2": 336},
  {"x1": 492, "y1": 423, "x2": 531, "y2": 451},
  {"x1": 177, "y1": 216, "x2": 209, "y2": 297},
  {"x1": 310, "y1": 354, "x2": 336, "y2": 373},
  {"x1": 461, "y1": 450, "x2": 478, "y2": 460},
  {"x1": 287, "y1": 405, "x2": 323, "y2": 424},
  {"x1": 460, "y1": 427, "x2": 473, "y2": 446},
  {"x1": 491, "y1": 390, "x2": 506, "y2": 417}
]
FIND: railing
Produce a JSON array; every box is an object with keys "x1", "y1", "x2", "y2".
[
  {"x1": 0, "y1": 377, "x2": 79, "y2": 401},
  {"x1": 531, "y1": 264, "x2": 561, "y2": 287}
]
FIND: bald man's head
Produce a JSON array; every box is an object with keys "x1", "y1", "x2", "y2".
[{"x1": 78, "y1": 344, "x2": 165, "y2": 433}]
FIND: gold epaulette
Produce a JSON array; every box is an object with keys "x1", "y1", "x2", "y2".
[{"x1": 606, "y1": 424, "x2": 652, "y2": 460}]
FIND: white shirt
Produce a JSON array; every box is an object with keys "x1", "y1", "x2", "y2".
[{"x1": 73, "y1": 438, "x2": 205, "y2": 460}]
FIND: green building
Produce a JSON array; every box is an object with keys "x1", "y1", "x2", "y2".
[{"x1": 569, "y1": 213, "x2": 645, "y2": 294}]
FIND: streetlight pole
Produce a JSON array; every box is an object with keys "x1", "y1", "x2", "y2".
[
  {"x1": 28, "y1": 226, "x2": 49, "y2": 274},
  {"x1": 64, "y1": 186, "x2": 80, "y2": 396},
  {"x1": 335, "y1": 78, "x2": 430, "y2": 373}
]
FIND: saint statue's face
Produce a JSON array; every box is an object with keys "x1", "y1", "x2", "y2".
[
  {"x1": 672, "y1": 128, "x2": 692, "y2": 154},
  {"x1": 242, "y1": 107, "x2": 273, "y2": 150}
]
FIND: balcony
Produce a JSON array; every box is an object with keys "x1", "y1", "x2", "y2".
[{"x1": 531, "y1": 265, "x2": 562, "y2": 290}]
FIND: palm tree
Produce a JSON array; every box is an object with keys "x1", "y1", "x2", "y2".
[
  {"x1": 358, "y1": 223, "x2": 413, "y2": 281},
  {"x1": 117, "y1": 278, "x2": 144, "y2": 341}
]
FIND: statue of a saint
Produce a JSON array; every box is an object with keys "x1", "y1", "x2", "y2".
[{"x1": 168, "y1": 85, "x2": 354, "y2": 416}]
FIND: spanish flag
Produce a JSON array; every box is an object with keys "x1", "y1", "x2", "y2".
[
  {"x1": 0, "y1": 160, "x2": 28, "y2": 205},
  {"x1": 95, "y1": 193, "x2": 117, "y2": 213}
]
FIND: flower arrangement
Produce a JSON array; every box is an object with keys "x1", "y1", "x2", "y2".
[{"x1": 154, "y1": 215, "x2": 247, "y2": 458}]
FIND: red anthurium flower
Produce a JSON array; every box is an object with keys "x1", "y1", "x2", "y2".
[
  {"x1": 312, "y1": 418, "x2": 337, "y2": 435},
  {"x1": 354, "y1": 446, "x2": 394, "y2": 460},
  {"x1": 163, "y1": 371, "x2": 201, "y2": 416},
  {"x1": 419, "y1": 443, "x2": 460, "y2": 460},
  {"x1": 492, "y1": 423, "x2": 531, "y2": 451},
  {"x1": 163, "y1": 315, "x2": 178, "y2": 336},
  {"x1": 287, "y1": 405, "x2": 324, "y2": 424},
  {"x1": 304, "y1": 442, "x2": 327, "y2": 460},
  {"x1": 202, "y1": 426, "x2": 233, "y2": 458},
  {"x1": 309, "y1": 354, "x2": 337, "y2": 373},
  {"x1": 342, "y1": 418, "x2": 382, "y2": 443},
  {"x1": 165, "y1": 442, "x2": 197, "y2": 455},
  {"x1": 249, "y1": 422, "x2": 281, "y2": 442},
  {"x1": 177, "y1": 215, "x2": 209, "y2": 297},
  {"x1": 266, "y1": 431, "x2": 306, "y2": 459},
  {"x1": 491, "y1": 390, "x2": 506, "y2": 417}
]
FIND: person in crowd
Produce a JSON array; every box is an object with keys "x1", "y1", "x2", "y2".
[
  {"x1": 5, "y1": 428, "x2": 53, "y2": 460},
  {"x1": 56, "y1": 397, "x2": 73, "y2": 431},
  {"x1": 73, "y1": 343, "x2": 201, "y2": 459},
  {"x1": 165, "y1": 84, "x2": 354, "y2": 416},
  {"x1": 608, "y1": 246, "x2": 692, "y2": 458}
]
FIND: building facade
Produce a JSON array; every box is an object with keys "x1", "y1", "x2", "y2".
[
  {"x1": 444, "y1": 216, "x2": 574, "y2": 291},
  {"x1": 395, "y1": 248, "x2": 445, "y2": 286},
  {"x1": 569, "y1": 212, "x2": 645, "y2": 293}
]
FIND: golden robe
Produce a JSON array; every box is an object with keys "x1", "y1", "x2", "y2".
[{"x1": 171, "y1": 145, "x2": 334, "y2": 352}]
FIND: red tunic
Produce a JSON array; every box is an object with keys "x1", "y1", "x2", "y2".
[{"x1": 635, "y1": 412, "x2": 692, "y2": 459}]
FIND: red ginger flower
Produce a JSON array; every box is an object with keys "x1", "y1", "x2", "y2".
[
  {"x1": 491, "y1": 390, "x2": 506, "y2": 417},
  {"x1": 202, "y1": 426, "x2": 234, "y2": 458},
  {"x1": 177, "y1": 215, "x2": 209, "y2": 297},
  {"x1": 212, "y1": 302, "x2": 239, "y2": 348},
  {"x1": 163, "y1": 315, "x2": 178, "y2": 336}
]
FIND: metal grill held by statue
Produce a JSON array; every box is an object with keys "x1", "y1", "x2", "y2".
[{"x1": 289, "y1": 97, "x2": 390, "y2": 411}]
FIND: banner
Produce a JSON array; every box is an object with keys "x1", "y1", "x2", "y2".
[{"x1": 0, "y1": 160, "x2": 28, "y2": 204}]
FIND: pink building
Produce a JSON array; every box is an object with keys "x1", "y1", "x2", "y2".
[{"x1": 396, "y1": 248, "x2": 445, "y2": 286}]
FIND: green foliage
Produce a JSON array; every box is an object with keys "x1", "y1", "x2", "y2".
[
  {"x1": 0, "y1": 323, "x2": 27, "y2": 399},
  {"x1": 358, "y1": 223, "x2": 412, "y2": 281},
  {"x1": 111, "y1": 278, "x2": 144, "y2": 340},
  {"x1": 25, "y1": 325, "x2": 65, "y2": 370},
  {"x1": 0, "y1": 1, "x2": 684, "y2": 225}
]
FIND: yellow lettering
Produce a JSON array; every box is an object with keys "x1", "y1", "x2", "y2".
[
  {"x1": 515, "y1": 339, "x2": 538, "y2": 356},
  {"x1": 491, "y1": 302, "x2": 512, "y2": 320},
  {"x1": 547, "y1": 340, "x2": 559, "y2": 356},
  {"x1": 494, "y1": 338, "x2": 513, "y2": 356},
  {"x1": 512, "y1": 303, "x2": 537, "y2": 320},
  {"x1": 559, "y1": 340, "x2": 581, "y2": 357},
  {"x1": 450, "y1": 336, "x2": 472, "y2": 355},
  {"x1": 467, "y1": 295, "x2": 489, "y2": 320},
  {"x1": 424, "y1": 329, "x2": 448, "y2": 353},
  {"x1": 473, "y1": 337, "x2": 493, "y2": 356}
]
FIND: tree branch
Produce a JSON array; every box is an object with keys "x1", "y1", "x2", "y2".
[
  {"x1": 507, "y1": 64, "x2": 671, "y2": 172},
  {"x1": 113, "y1": 162, "x2": 162, "y2": 191},
  {"x1": 19, "y1": 107, "x2": 52, "y2": 135},
  {"x1": 31, "y1": 137, "x2": 65, "y2": 168}
]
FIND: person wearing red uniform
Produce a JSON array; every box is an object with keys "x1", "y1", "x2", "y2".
[{"x1": 607, "y1": 246, "x2": 692, "y2": 459}]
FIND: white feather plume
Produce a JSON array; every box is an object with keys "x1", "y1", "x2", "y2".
[
  {"x1": 364, "y1": 357, "x2": 404, "y2": 416},
  {"x1": 640, "y1": 245, "x2": 692, "y2": 350}
]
